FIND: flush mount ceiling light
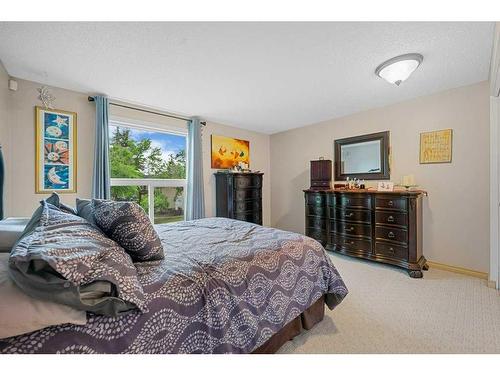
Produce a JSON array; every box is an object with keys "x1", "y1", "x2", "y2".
[{"x1": 375, "y1": 53, "x2": 423, "y2": 86}]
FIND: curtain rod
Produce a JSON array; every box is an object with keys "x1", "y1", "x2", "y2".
[{"x1": 88, "y1": 96, "x2": 206, "y2": 125}]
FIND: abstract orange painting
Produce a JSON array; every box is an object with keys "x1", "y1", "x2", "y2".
[{"x1": 211, "y1": 134, "x2": 250, "y2": 169}]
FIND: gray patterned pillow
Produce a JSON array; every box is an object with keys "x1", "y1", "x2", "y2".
[
  {"x1": 9, "y1": 202, "x2": 147, "y2": 316},
  {"x1": 75, "y1": 198, "x2": 98, "y2": 227},
  {"x1": 92, "y1": 200, "x2": 164, "y2": 262},
  {"x1": 19, "y1": 192, "x2": 75, "y2": 243}
]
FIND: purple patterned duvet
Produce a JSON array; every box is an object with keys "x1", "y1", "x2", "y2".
[{"x1": 0, "y1": 218, "x2": 348, "y2": 354}]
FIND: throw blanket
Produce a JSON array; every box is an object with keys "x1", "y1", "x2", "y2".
[{"x1": 0, "y1": 218, "x2": 348, "y2": 353}]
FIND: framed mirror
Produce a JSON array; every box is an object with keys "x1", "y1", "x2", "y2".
[{"x1": 334, "y1": 131, "x2": 390, "y2": 181}]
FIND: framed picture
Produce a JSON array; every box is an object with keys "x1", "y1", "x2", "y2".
[
  {"x1": 377, "y1": 181, "x2": 394, "y2": 192},
  {"x1": 35, "y1": 106, "x2": 77, "y2": 193},
  {"x1": 420, "y1": 129, "x2": 453, "y2": 164},
  {"x1": 211, "y1": 134, "x2": 250, "y2": 169}
]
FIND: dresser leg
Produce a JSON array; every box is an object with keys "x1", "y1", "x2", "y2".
[{"x1": 408, "y1": 270, "x2": 423, "y2": 278}]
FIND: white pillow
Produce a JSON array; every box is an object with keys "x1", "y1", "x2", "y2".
[
  {"x1": 0, "y1": 217, "x2": 29, "y2": 252},
  {"x1": 0, "y1": 254, "x2": 87, "y2": 339}
]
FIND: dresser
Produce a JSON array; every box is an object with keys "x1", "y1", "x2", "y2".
[
  {"x1": 304, "y1": 189, "x2": 427, "y2": 278},
  {"x1": 215, "y1": 172, "x2": 263, "y2": 225}
]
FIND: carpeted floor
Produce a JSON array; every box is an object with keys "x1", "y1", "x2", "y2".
[{"x1": 279, "y1": 253, "x2": 500, "y2": 353}]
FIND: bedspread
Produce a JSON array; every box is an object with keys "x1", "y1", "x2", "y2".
[{"x1": 0, "y1": 218, "x2": 348, "y2": 353}]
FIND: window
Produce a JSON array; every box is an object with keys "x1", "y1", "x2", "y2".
[{"x1": 109, "y1": 120, "x2": 187, "y2": 224}]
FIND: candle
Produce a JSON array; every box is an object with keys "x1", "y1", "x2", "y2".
[{"x1": 402, "y1": 175, "x2": 415, "y2": 186}]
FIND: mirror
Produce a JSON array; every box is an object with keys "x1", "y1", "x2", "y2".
[{"x1": 334, "y1": 131, "x2": 390, "y2": 181}]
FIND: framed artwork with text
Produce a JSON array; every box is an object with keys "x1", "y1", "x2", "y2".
[
  {"x1": 35, "y1": 106, "x2": 77, "y2": 193},
  {"x1": 419, "y1": 129, "x2": 453, "y2": 164},
  {"x1": 377, "y1": 181, "x2": 394, "y2": 192}
]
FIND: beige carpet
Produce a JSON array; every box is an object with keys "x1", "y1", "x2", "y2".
[{"x1": 279, "y1": 253, "x2": 500, "y2": 353}]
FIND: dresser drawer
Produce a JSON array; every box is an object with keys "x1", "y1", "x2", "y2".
[
  {"x1": 234, "y1": 199, "x2": 261, "y2": 213},
  {"x1": 306, "y1": 193, "x2": 326, "y2": 206},
  {"x1": 375, "y1": 226, "x2": 408, "y2": 244},
  {"x1": 234, "y1": 188, "x2": 261, "y2": 201},
  {"x1": 311, "y1": 181, "x2": 331, "y2": 188},
  {"x1": 375, "y1": 211, "x2": 407, "y2": 227},
  {"x1": 307, "y1": 204, "x2": 326, "y2": 216},
  {"x1": 333, "y1": 195, "x2": 371, "y2": 209},
  {"x1": 234, "y1": 175, "x2": 262, "y2": 189},
  {"x1": 375, "y1": 197, "x2": 407, "y2": 211},
  {"x1": 332, "y1": 208, "x2": 371, "y2": 224},
  {"x1": 234, "y1": 210, "x2": 262, "y2": 224},
  {"x1": 306, "y1": 216, "x2": 326, "y2": 230},
  {"x1": 375, "y1": 242, "x2": 408, "y2": 261},
  {"x1": 331, "y1": 234, "x2": 372, "y2": 255},
  {"x1": 333, "y1": 221, "x2": 371, "y2": 239},
  {"x1": 306, "y1": 228, "x2": 327, "y2": 244}
]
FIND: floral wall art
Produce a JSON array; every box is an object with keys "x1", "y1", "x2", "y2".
[{"x1": 35, "y1": 106, "x2": 77, "y2": 193}]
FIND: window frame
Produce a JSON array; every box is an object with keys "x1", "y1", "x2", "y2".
[{"x1": 109, "y1": 116, "x2": 188, "y2": 223}]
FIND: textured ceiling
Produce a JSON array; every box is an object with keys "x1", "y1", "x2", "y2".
[{"x1": 0, "y1": 22, "x2": 494, "y2": 134}]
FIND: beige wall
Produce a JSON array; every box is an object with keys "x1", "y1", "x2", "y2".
[
  {"x1": 271, "y1": 81, "x2": 490, "y2": 273},
  {"x1": 0, "y1": 62, "x2": 10, "y2": 216},
  {"x1": 2, "y1": 78, "x2": 96, "y2": 217},
  {"x1": 2, "y1": 78, "x2": 271, "y2": 225}
]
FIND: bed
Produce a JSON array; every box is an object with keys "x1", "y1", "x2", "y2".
[{"x1": 0, "y1": 217, "x2": 348, "y2": 354}]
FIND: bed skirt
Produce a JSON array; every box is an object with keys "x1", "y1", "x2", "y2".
[{"x1": 252, "y1": 295, "x2": 325, "y2": 354}]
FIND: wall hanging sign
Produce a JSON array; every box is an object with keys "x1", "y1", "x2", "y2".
[
  {"x1": 211, "y1": 134, "x2": 250, "y2": 169},
  {"x1": 35, "y1": 106, "x2": 77, "y2": 193},
  {"x1": 419, "y1": 129, "x2": 453, "y2": 164}
]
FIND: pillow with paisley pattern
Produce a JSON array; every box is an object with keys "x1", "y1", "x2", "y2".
[{"x1": 92, "y1": 199, "x2": 164, "y2": 262}]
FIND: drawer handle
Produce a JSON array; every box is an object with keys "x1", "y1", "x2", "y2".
[
  {"x1": 344, "y1": 226, "x2": 355, "y2": 232},
  {"x1": 316, "y1": 197, "x2": 321, "y2": 203},
  {"x1": 388, "y1": 200, "x2": 394, "y2": 206},
  {"x1": 388, "y1": 247, "x2": 395, "y2": 254},
  {"x1": 388, "y1": 232, "x2": 395, "y2": 239},
  {"x1": 344, "y1": 240, "x2": 355, "y2": 245},
  {"x1": 387, "y1": 216, "x2": 394, "y2": 222},
  {"x1": 344, "y1": 212, "x2": 354, "y2": 218}
]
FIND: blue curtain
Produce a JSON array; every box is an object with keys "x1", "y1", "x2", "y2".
[
  {"x1": 186, "y1": 117, "x2": 205, "y2": 220},
  {"x1": 91, "y1": 96, "x2": 111, "y2": 199}
]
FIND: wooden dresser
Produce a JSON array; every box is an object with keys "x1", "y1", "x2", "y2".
[
  {"x1": 304, "y1": 189, "x2": 427, "y2": 278},
  {"x1": 215, "y1": 172, "x2": 263, "y2": 225}
]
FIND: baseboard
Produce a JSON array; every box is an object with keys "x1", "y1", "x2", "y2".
[
  {"x1": 426, "y1": 260, "x2": 489, "y2": 280},
  {"x1": 487, "y1": 280, "x2": 497, "y2": 289}
]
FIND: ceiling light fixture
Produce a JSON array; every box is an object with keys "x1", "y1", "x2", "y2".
[{"x1": 375, "y1": 53, "x2": 423, "y2": 86}]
